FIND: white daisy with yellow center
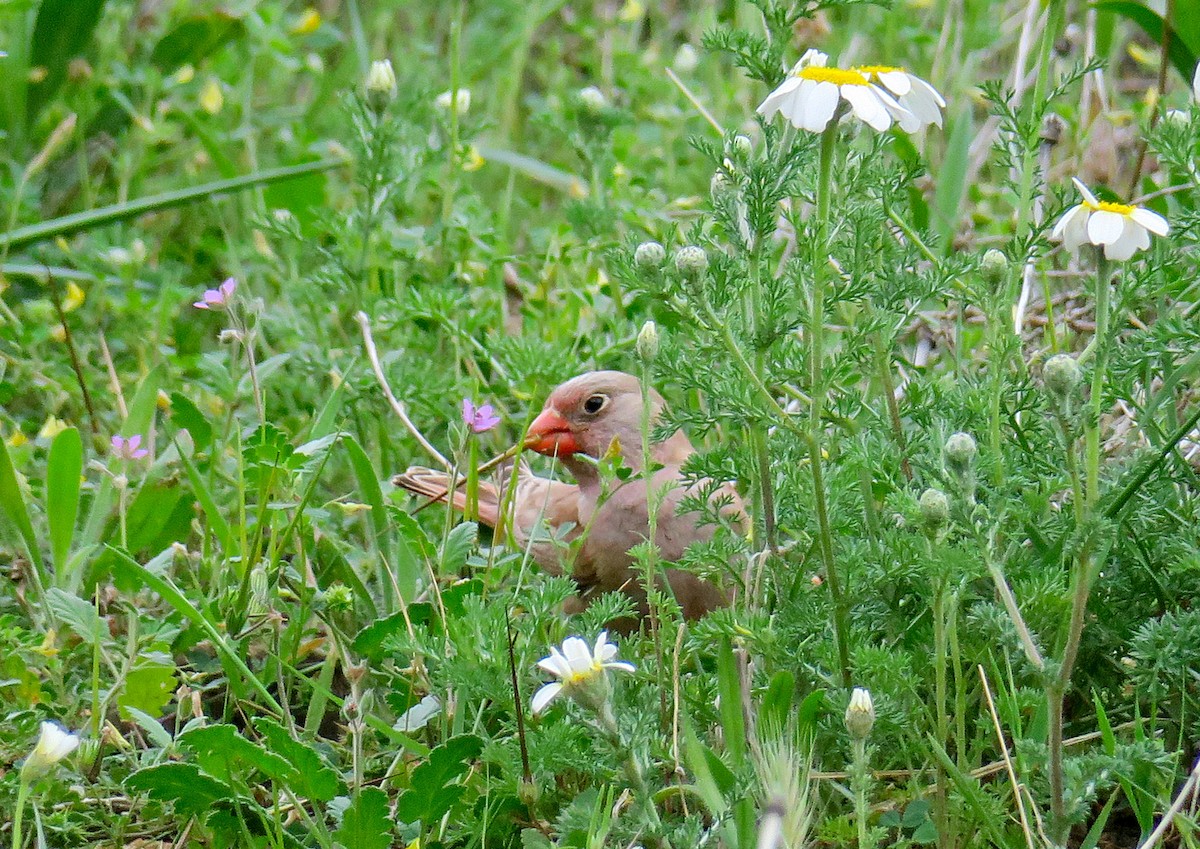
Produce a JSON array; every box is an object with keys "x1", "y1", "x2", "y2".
[
  {"x1": 854, "y1": 65, "x2": 945, "y2": 131},
  {"x1": 1052, "y1": 178, "x2": 1169, "y2": 261},
  {"x1": 757, "y1": 50, "x2": 916, "y2": 134},
  {"x1": 531, "y1": 631, "x2": 634, "y2": 714}
]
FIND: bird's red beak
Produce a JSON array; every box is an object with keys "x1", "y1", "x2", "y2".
[{"x1": 525, "y1": 407, "x2": 578, "y2": 457}]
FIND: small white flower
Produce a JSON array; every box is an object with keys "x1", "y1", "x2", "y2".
[
  {"x1": 435, "y1": 88, "x2": 471, "y2": 115},
  {"x1": 531, "y1": 631, "x2": 634, "y2": 714},
  {"x1": 364, "y1": 59, "x2": 397, "y2": 111},
  {"x1": 578, "y1": 85, "x2": 608, "y2": 112},
  {"x1": 673, "y1": 43, "x2": 699, "y2": 73},
  {"x1": 854, "y1": 65, "x2": 945, "y2": 131},
  {"x1": 20, "y1": 721, "x2": 80, "y2": 782},
  {"x1": 1052, "y1": 177, "x2": 1169, "y2": 261},
  {"x1": 757, "y1": 50, "x2": 916, "y2": 134}
]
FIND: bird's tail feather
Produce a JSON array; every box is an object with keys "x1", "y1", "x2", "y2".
[{"x1": 392, "y1": 466, "x2": 505, "y2": 529}]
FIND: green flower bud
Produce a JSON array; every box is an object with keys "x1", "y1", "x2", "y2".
[
  {"x1": 1043, "y1": 353, "x2": 1082, "y2": 402},
  {"x1": 674, "y1": 245, "x2": 708, "y2": 278},
  {"x1": 634, "y1": 241, "x2": 665, "y2": 269},
  {"x1": 943, "y1": 432, "x2": 977, "y2": 471},
  {"x1": 844, "y1": 687, "x2": 875, "y2": 741},
  {"x1": 364, "y1": 59, "x2": 397, "y2": 114},
  {"x1": 636, "y1": 321, "x2": 659, "y2": 363},
  {"x1": 981, "y1": 249, "x2": 1007, "y2": 285},
  {"x1": 518, "y1": 778, "x2": 541, "y2": 806},
  {"x1": 919, "y1": 488, "x2": 950, "y2": 531},
  {"x1": 578, "y1": 85, "x2": 607, "y2": 113}
]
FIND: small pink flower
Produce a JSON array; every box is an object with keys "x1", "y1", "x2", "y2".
[
  {"x1": 193, "y1": 277, "x2": 237, "y2": 310},
  {"x1": 111, "y1": 434, "x2": 149, "y2": 461},
  {"x1": 462, "y1": 399, "x2": 500, "y2": 433}
]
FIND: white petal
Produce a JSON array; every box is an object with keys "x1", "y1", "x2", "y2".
[
  {"x1": 1071, "y1": 177, "x2": 1100, "y2": 207},
  {"x1": 1130, "y1": 207, "x2": 1169, "y2": 236},
  {"x1": 537, "y1": 648, "x2": 572, "y2": 679},
  {"x1": 910, "y1": 75, "x2": 946, "y2": 108},
  {"x1": 800, "y1": 80, "x2": 838, "y2": 132},
  {"x1": 900, "y1": 86, "x2": 943, "y2": 128},
  {"x1": 1051, "y1": 204, "x2": 1084, "y2": 239},
  {"x1": 531, "y1": 682, "x2": 563, "y2": 714},
  {"x1": 1103, "y1": 226, "x2": 1140, "y2": 261},
  {"x1": 797, "y1": 49, "x2": 828, "y2": 69},
  {"x1": 842, "y1": 84, "x2": 891, "y2": 131},
  {"x1": 561, "y1": 637, "x2": 594, "y2": 674},
  {"x1": 603, "y1": 661, "x2": 636, "y2": 674},
  {"x1": 878, "y1": 70, "x2": 911, "y2": 95},
  {"x1": 1062, "y1": 207, "x2": 1090, "y2": 252},
  {"x1": 756, "y1": 77, "x2": 801, "y2": 118},
  {"x1": 1193, "y1": 61, "x2": 1200, "y2": 103},
  {"x1": 1087, "y1": 210, "x2": 1125, "y2": 245},
  {"x1": 594, "y1": 631, "x2": 615, "y2": 662}
]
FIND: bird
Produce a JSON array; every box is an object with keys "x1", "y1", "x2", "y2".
[{"x1": 393, "y1": 371, "x2": 743, "y2": 629}]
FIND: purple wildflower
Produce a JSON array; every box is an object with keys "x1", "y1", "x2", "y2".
[
  {"x1": 193, "y1": 277, "x2": 237, "y2": 310},
  {"x1": 111, "y1": 434, "x2": 149, "y2": 461},
  {"x1": 462, "y1": 399, "x2": 501, "y2": 433}
]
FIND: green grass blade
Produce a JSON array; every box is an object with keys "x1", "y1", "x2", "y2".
[
  {"x1": 0, "y1": 158, "x2": 345, "y2": 251},
  {"x1": 46, "y1": 426, "x2": 82, "y2": 577}
]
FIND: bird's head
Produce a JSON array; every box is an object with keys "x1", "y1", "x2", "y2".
[{"x1": 525, "y1": 371, "x2": 662, "y2": 463}]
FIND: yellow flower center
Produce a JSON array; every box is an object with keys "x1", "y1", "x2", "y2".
[
  {"x1": 797, "y1": 67, "x2": 870, "y2": 86},
  {"x1": 854, "y1": 65, "x2": 905, "y2": 76},
  {"x1": 1085, "y1": 199, "x2": 1135, "y2": 216}
]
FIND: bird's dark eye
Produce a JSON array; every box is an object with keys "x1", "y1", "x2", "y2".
[{"x1": 582, "y1": 394, "x2": 608, "y2": 415}]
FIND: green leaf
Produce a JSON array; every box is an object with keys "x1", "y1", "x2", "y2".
[
  {"x1": 252, "y1": 718, "x2": 343, "y2": 803},
  {"x1": 26, "y1": 0, "x2": 106, "y2": 123},
  {"x1": 44, "y1": 587, "x2": 105, "y2": 646},
  {"x1": 125, "y1": 763, "x2": 235, "y2": 817},
  {"x1": 352, "y1": 611, "x2": 410, "y2": 662},
  {"x1": 0, "y1": 158, "x2": 345, "y2": 252},
  {"x1": 441, "y1": 521, "x2": 478, "y2": 572},
  {"x1": 932, "y1": 106, "x2": 973, "y2": 249},
  {"x1": 118, "y1": 659, "x2": 176, "y2": 721},
  {"x1": 394, "y1": 735, "x2": 484, "y2": 824},
  {"x1": 178, "y1": 724, "x2": 293, "y2": 787},
  {"x1": 912, "y1": 819, "x2": 940, "y2": 844},
  {"x1": 149, "y1": 12, "x2": 246, "y2": 71},
  {"x1": 715, "y1": 637, "x2": 745, "y2": 766},
  {"x1": 168, "y1": 392, "x2": 212, "y2": 451},
  {"x1": 123, "y1": 706, "x2": 174, "y2": 749},
  {"x1": 46, "y1": 426, "x2": 82, "y2": 574},
  {"x1": 344, "y1": 436, "x2": 389, "y2": 556},
  {"x1": 1093, "y1": 1, "x2": 1199, "y2": 83},
  {"x1": 757, "y1": 670, "x2": 795, "y2": 735},
  {"x1": 335, "y1": 787, "x2": 393, "y2": 849},
  {"x1": 0, "y1": 435, "x2": 43, "y2": 574}
]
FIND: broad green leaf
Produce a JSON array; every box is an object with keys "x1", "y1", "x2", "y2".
[
  {"x1": 44, "y1": 587, "x2": 105, "y2": 646},
  {"x1": 168, "y1": 392, "x2": 212, "y2": 451},
  {"x1": 352, "y1": 610, "x2": 410, "y2": 661},
  {"x1": 441, "y1": 521, "x2": 478, "y2": 573},
  {"x1": 394, "y1": 735, "x2": 484, "y2": 824},
  {"x1": 123, "y1": 706, "x2": 174, "y2": 749},
  {"x1": 118, "y1": 659, "x2": 176, "y2": 721},
  {"x1": 252, "y1": 717, "x2": 343, "y2": 803},
  {"x1": 46, "y1": 426, "x2": 82, "y2": 574},
  {"x1": 1093, "y1": 1, "x2": 1199, "y2": 83},
  {"x1": 178, "y1": 724, "x2": 293, "y2": 787},
  {"x1": 150, "y1": 12, "x2": 246, "y2": 71},
  {"x1": 715, "y1": 637, "x2": 745, "y2": 765},
  {"x1": 125, "y1": 763, "x2": 235, "y2": 817},
  {"x1": 757, "y1": 669, "x2": 795, "y2": 736},
  {"x1": 932, "y1": 107, "x2": 973, "y2": 249},
  {"x1": 335, "y1": 787, "x2": 393, "y2": 849},
  {"x1": 26, "y1": 0, "x2": 106, "y2": 122},
  {"x1": 0, "y1": 436, "x2": 43, "y2": 574}
]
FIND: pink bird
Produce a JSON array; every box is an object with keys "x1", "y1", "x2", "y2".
[{"x1": 395, "y1": 371, "x2": 744, "y2": 629}]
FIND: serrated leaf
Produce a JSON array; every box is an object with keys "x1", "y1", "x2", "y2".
[
  {"x1": 252, "y1": 717, "x2": 343, "y2": 803},
  {"x1": 334, "y1": 787, "x2": 393, "y2": 849},
  {"x1": 123, "y1": 706, "x2": 174, "y2": 749},
  {"x1": 394, "y1": 735, "x2": 483, "y2": 824},
  {"x1": 352, "y1": 611, "x2": 410, "y2": 661},
  {"x1": 441, "y1": 521, "x2": 478, "y2": 573},
  {"x1": 45, "y1": 587, "x2": 105, "y2": 645},
  {"x1": 912, "y1": 819, "x2": 940, "y2": 843},
  {"x1": 179, "y1": 724, "x2": 293, "y2": 787},
  {"x1": 125, "y1": 763, "x2": 235, "y2": 817},
  {"x1": 118, "y1": 660, "x2": 176, "y2": 721}
]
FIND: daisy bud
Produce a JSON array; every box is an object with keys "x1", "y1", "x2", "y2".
[
  {"x1": 919, "y1": 488, "x2": 950, "y2": 532},
  {"x1": 435, "y1": 88, "x2": 471, "y2": 115},
  {"x1": 710, "y1": 169, "x2": 732, "y2": 199},
  {"x1": 731, "y1": 134, "x2": 753, "y2": 159},
  {"x1": 1043, "y1": 353, "x2": 1082, "y2": 403},
  {"x1": 980, "y1": 249, "x2": 1007, "y2": 285},
  {"x1": 673, "y1": 43, "x2": 699, "y2": 74},
  {"x1": 1164, "y1": 108, "x2": 1188, "y2": 124},
  {"x1": 636, "y1": 321, "x2": 659, "y2": 364},
  {"x1": 674, "y1": 245, "x2": 708, "y2": 278},
  {"x1": 518, "y1": 778, "x2": 541, "y2": 806},
  {"x1": 943, "y1": 432, "x2": 977, "y2": 472},
  {"x1": 634, "y1": 241, "x2": 665, "y2": 269},
  {"x1": 364, "y1": 59, "x2": 397, "y2": 114},
  {"x1": 844, "y1": 688, "x2": 875, "y2": 741},
  {"x1": 578, "y1": 85, "x2": 607, "y2": 113}
]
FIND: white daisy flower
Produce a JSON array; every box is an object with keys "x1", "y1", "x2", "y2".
[
  {"x1": 1052, "y1": 178, "x2": 1169, "y2": 261},
  {"x1": 20, "y1": 721, "x2": 80, "y2": 782},
  {"x1": 757, "y1": 50, "x2": 916, "y2": 134},
  {"x1": 854, "y1": 66, "x2": 945, "y2": 131},
  {"x1": 531, "y1": 631, "x2": 634, "y2": 714}
]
